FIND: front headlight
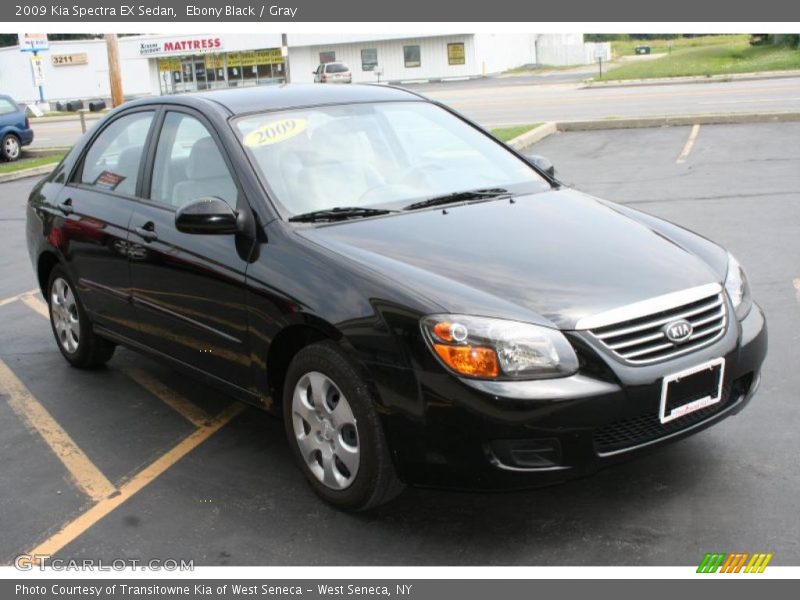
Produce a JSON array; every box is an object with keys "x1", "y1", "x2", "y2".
[
  {"x1": 420, "y1": 315, "x2": 579, "y2": 380},
  {"x1": 724, "y1": 252, "x2": 753, "y2": 320}
]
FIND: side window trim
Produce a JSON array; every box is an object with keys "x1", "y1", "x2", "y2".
[
  {"x1": 141, "y1": 106, "x2": 245, "y2": 211},
  {"x1": 66, "y1": 106, "x2": 160, "y2": 201}
]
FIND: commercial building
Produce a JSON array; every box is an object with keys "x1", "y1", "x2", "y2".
[{"x1": 0, "y1": 33, "x2": 610, "y2": 105}]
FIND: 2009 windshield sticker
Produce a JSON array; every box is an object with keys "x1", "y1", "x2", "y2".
[{"x1": 243, "y1": 118, "x2": 308, "y2": 147}]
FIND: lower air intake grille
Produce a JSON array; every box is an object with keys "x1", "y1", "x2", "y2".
[{"x1": 593, "y1": 379, "x2": 740, "y2": 455}]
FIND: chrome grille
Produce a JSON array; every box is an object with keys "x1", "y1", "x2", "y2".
[{"x1": 587, "y1": 290, "x2": 727, "y2": 365}]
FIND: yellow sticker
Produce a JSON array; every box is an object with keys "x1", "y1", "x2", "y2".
[{"x1": 243, "y1": 118, "x2": 307, "y2": 147}]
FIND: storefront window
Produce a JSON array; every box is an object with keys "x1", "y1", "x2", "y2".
[
  {"x1": 156, "y1": 47, "x2": 285, "y2": 95},
  {"x1": 403, "y1": 45, "x2": 421, "y2": 68},
  {"x1": 157, "y1": 57, "x2": 183, "y2": 94},
  {"x1": 319, "y1": 51, "x2": 336, "y2": 64},
  {"x1": 361, "y1": 48, "x2": 378, "y2": 71},
  {"x1": 227, "y1": 52, "x2": 243, "y2": 87}
]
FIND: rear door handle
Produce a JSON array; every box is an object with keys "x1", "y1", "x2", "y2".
[
  {"x1": 57, "y1": 198, "x2": 73, "y2": 215},
  {"x1": 134, "y1": 222, "x2": 158, "y2": 242}
]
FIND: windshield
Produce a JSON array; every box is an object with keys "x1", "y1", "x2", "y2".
[{"x1": 233, "y1": 101, "x2": 551, "y2": 218}]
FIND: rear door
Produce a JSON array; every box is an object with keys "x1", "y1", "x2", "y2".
[
  {"x1": 56, "y1": 108, "x2": 156, "y2": 338},
  {"x1": 126, "y1": 107, "x2": 253, "y2": 386}
]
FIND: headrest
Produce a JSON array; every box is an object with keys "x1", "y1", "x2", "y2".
[{"x1": 186, "y1": 137, "x2": 229, "y2": 180}]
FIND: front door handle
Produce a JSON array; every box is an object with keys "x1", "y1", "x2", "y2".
[
  {"x1": 57, "y1": 198, "x2": 73, "y2": 215},
  {"x1": 134, "y1": 222, "x2": 158, "y2": 242}
]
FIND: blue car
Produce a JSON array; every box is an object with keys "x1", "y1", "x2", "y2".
[{"x1": 0, "y1": 94, "x2": 34, "y2": 161}]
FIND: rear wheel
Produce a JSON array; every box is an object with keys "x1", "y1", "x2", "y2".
[
  {"x1": 1, "y1": 134, "x2": 21, "y2": 161},
  {"x1": 283, "y1": 341, "x2": 404, "y2": 510},
  {"x1": 47, "y1": 265, "x2": 115, "y2": 368}
]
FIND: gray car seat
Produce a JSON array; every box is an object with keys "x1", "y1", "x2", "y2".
[{"x1": 172, "y1": 137, "x2": 237, "y2": 208}]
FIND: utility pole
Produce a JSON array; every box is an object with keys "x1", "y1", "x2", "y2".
[
  {"x1": 281, "y1": 33, "x2": 291, "y2": 83},
  {"x1": 105, "y1": 33, "x2": 124, "y2": 107}
]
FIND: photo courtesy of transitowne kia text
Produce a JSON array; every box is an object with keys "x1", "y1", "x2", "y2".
[{"x1": 36, "y1": 5, "x2": 301, "y2": 18}]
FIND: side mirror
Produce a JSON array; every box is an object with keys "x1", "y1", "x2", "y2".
[
  {"x1": 526, "y1": 154, "x2": 556, "y2": 178},
  {"x1": 175, "y1": 197, "x2": 239, "y2": 235}
]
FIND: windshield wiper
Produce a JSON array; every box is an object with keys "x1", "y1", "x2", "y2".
[
  {"x1": 403, "y1": 188, "x2": 510, "y2": 211},
  {"x1": 288, "y1": 206, "x2": 397, "y2": 223}
]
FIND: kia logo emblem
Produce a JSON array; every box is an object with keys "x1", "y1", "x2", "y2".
[{"x1": 664, "y1": 319, "x2": 693, "y2": 343}]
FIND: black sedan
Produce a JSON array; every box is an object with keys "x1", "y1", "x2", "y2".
[{"x1": 26, "y1": 84, "x2": 767, "y2": 510}]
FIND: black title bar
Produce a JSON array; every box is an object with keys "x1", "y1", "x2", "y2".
[{"x1": 4, "y1": 0, "x2": 800, "y2": 22}]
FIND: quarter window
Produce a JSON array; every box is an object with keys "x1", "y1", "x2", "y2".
[
  {"x1": 80, "y1": 111, "x2": 154, "y2": 196},
  {"x1": 149, "y1": 112, "x2": 238, "y2": 209},
  {"x1": 403, "y1": 45, "x2": 421, "y2": 68},
  {"x1": 0, "y1": 97, "x2": 18, "y2": 115}
]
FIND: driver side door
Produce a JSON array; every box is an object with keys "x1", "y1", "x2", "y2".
[{"x1": 126, "y1": 108, "x2": 253, "y2": 388}]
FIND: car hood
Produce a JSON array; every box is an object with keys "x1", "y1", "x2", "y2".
[{"x1": 297, "y1": 189, "x2": 721, "y2": 330}]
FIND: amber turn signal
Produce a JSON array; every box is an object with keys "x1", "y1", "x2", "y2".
[{"x1": 433, "y1": 343, "x2": 499, "y2": 378}]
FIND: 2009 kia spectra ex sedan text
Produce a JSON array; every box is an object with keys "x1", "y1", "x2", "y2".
[{"x1": 26, "y1": 84, "x2": 767, "y2": 510}]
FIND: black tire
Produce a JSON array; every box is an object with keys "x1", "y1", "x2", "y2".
[
  {"x1": 1, "y1": 133, "x2": 21, "y2": 162},
  {"x1": 283, "y1": 341, "x2": 404, "y2": 510},
  {"x1": 46, "y1": 264, "x2": 116, "y2": 368}
]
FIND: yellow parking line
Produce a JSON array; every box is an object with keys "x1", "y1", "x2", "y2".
[
  {"x1": 676, "y1": 124, "x2": 701, "y2": 164},
  {"x1": 124, "y1": 367, "x2": 209, "y2": 428},
  {"x1": 0, "y1": 288, "x2": 40, "y2": 308},
  {"x1": 27, "y1": 402, "x2": 245, "y2": 560},
  {"x1": 0, "y1": 359, "x2": 116, "y2": 502},
  {"x1": 20, "y1": 294, "x2": 50, "y2": 319}
]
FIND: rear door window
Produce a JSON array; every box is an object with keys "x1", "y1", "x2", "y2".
[{"x1": 79, "y1": 111, "x2": 155, "y2": 196}]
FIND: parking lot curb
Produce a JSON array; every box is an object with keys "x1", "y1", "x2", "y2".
[
  {"x1": 508, "y1": 112, "x2": 800, "y2": 149},
  {"x1": 24, "y1": 147, "x2": 71, "y2": 158},
  {"x1": 507, "y1": 122, "x2": 557, "y2": 151},
  {"x1": 580, "y1": 69, "x2": 800, "y2": 89},
  {"x1": 556, "y1": 112, "x2": 800, "y2": 132},
  {"x1": 0, "y1": 163, "x2": 57, "y2": 184}
]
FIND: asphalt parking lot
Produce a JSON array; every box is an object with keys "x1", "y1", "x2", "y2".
[{"x1": 1, "y1": 121, "x2": 799, "y2": 566}]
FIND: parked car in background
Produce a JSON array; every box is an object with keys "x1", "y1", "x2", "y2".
[
  {"x1": 0, "y1": 94, "x2": 34, "y2": 161},
  {"x1": 314, "y1": 62, "x2": 353, "y2": 83}
]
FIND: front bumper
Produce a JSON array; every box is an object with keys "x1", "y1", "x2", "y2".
[{"x1": 377, "y1": 303, "x2": 767, "y2": 490}]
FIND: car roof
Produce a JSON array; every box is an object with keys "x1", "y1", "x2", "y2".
[{"x1": 132, "y1": 84, "x2": 425, "y2": 116}]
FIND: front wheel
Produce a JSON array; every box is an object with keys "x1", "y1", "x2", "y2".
[
  {"x1": 47, "y1": 265, "x2": 116, "y2": 368},
  {"x1": 283, "y1": 342, "x2": 404, "y2": 510}
]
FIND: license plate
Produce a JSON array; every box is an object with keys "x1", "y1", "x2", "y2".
[{"x1": 659, "y1": 358, "x2": 725, "y2": 424}]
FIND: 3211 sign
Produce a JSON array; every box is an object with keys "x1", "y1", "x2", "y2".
[{"x1": 51, "y1": 53, "x2": 88, "y2": 67}]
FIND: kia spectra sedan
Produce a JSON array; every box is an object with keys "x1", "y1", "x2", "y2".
[{"x1": 26, "y1": 84, "x2": 767, "y2": 510}]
